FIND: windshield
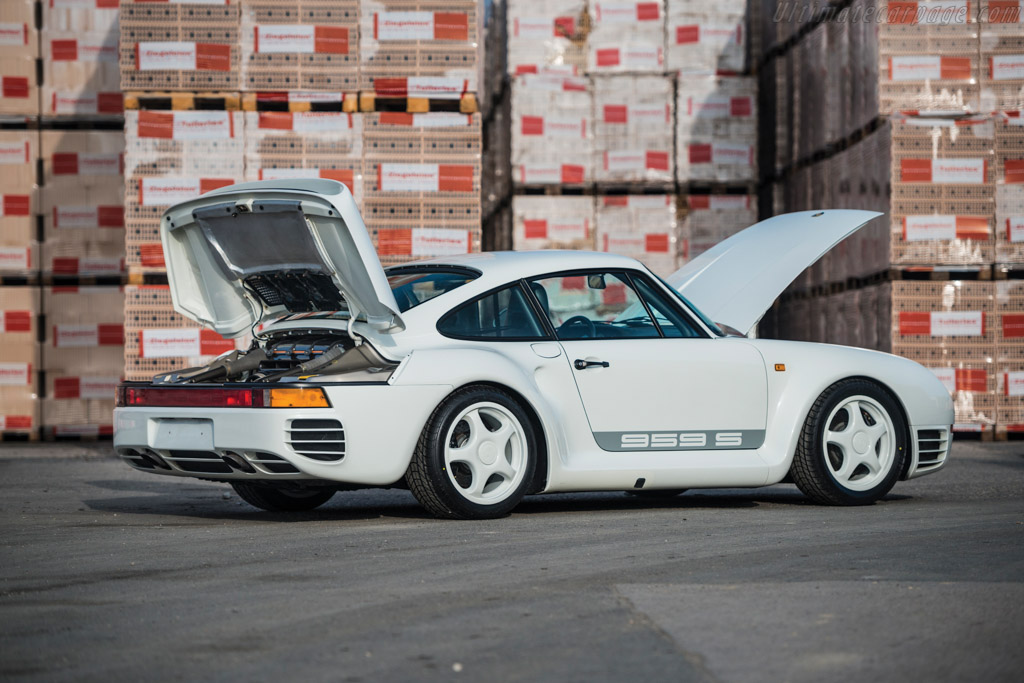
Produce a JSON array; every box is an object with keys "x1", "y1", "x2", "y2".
[
  {"x1": 386, "y1": 268, "x2": 479, "y2": 313},
  {"x1": 653, "y1": 274, "x2": 725, "y2": 336}
]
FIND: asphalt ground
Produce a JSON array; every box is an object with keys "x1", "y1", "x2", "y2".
[{"x1": 1, "y1": 439, "x2": 1022, "y2": 682}]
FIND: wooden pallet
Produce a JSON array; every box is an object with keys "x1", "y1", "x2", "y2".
[
  {"x1": 0, "y1": 430, "x2": 39, "y2": 442},
  {"x1": 994, "y1": 265, "x2": 1024, "y2": 280},
  {"x1": 127, "y1": 269, "x2": 169, "y2": 286},
  {"x1": 359, "y1": 92, "x2": 478, "y2": 114},
  {"x1": 593, "y1": 181, "x2": 676, "y2": 196},
  {"x1": 42, "y1": 273, "x2": 126, "y2": 287},
  {"x1": 995, "y1": 426, "x2": 1024, "y2": 441},
  {"x1": 889, "y1": 266, "x2": 993, "y2": 282},
  {"x1": 241, "y1": 92, "x2": 359, "y2": 113},
  {"x1": 123, "y1": 92, "x2": 241, "y2": 111}
]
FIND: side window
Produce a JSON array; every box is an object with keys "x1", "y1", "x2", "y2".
[
  {"x1": 437, "y1": 284, "x2": 547, "y2": 340},
  {"x1": 632, "y1": 276, "x2": 704, "y2": 338},
  {"x1": 529, "y1": 272, "x2": 660, "y2": 340}
]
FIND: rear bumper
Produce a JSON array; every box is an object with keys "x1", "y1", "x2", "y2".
[{"x1": 113, "y1": 383, "x2": 451, "y2": 485}]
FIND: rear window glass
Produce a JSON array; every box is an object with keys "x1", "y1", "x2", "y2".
[{"x1": 387, "y1": 270, "x2": 478, "y2": 313}]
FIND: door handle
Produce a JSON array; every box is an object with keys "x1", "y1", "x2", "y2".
[{"x1": 574, "y1": 359, "x2": 610, "y2": 370}]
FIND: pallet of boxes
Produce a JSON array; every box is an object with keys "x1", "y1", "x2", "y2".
[{"x1": 762, "y1": 0, "x2": 1024, "y2": 439}]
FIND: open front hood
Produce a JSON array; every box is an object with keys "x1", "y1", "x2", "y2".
[
  {"x1": 667, "y1": 210, "x2": 882, "y2": 335},
  {"x1": 160, "y1": 179, "x2": 403, "y2": 338}
]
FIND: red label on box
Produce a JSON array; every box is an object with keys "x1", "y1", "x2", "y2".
[
  {"x1": 730, "y1": 96, "x2": 752, "y2": 117},
  {"x1": 1, "y1": 195, "x2": 29, "y2": 216},
  {"x1": 676, "y1": 25, "x2": 700, "y2": 44},
  {"x1": 523, "y1": 219, "x2": 547, "y2": 240},
  {"x1": 646, "y1": 150, "x2": 669, "y2": 171},
  {"x1": 438, "y1": 165, "x2": 473, "y2": 192},
  {"x1": 1005, "y1": 159, "x2": 1024, "y2": 184},
  {"x1": 603, "y1": 105, "x2": 628, "y2": 123},
  {"x1": 645, "y1": 233, "x2": 670, "y2": 253},
  {"x1": 688, "y1": 144, "x2": 713, "y2": 164},
  {"x1": 596, "y1": 48, "x2": 620, "y2": 67},
  {"x1": 987, "y1": 0, "x2": 1022, "y2": 22},
  {"x1": 0, "y1": 310, "x2": 30, "y2": 333},
  {"x1": 377, "y1": 229, "x2": 413, "y2": 256},
  {"x1": 195, "y1": 43, "x2": 231, "y2": 71},
  {"x1": 138, "y1": 243, "x2": 166, "y2": 268},
  {"x1": 136, "y1": 111, "x2": 175, "y2": 138},
  {"x1": 1003, "y1": 314, "x2": 1024, "y2": 338},
  {"x1": 561, "y1": 164, "x2": 585, "y2": 184},
  {"x1": 2, "y1": 77, "x2": 29, "y2": 99},
  {"x1": 521, "y1": 115, "x2": 544, "y2": 135}
]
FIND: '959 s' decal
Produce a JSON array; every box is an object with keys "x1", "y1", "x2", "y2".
[{"x1": 594, "y1": 430, "x2": 765, "y2": 451}]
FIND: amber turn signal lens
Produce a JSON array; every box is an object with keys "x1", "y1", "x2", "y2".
[
  {"x1": 267, "y1": 387, "x2": 330, "y2": 408},
  {"x1": 774, "y1": 364, "x2": 786, "y2": 372}
]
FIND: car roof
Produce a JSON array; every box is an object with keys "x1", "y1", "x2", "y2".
[{"x1": 388, "y1": 250, "x2": 652, "y2": 281}]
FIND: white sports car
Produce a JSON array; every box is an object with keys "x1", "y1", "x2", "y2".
[{"x1": 113, "y1": 180, "x2": 954, "y2": 519}]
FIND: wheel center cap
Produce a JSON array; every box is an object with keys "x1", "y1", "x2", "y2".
[
  {"x1": 478, "y1": 441, "x2": 497, "y2": 465},
  {"x1": 852, "y1": 431, "x2": 870, "y2": 454}
]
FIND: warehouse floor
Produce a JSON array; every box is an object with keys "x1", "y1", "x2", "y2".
[{"x1": 2, "y1": 439, "x2": 1022, "y2": 681}]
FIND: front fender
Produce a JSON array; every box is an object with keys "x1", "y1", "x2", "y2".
[{"x1": 749, "y1": 340, "x2": 954, "y2": 483}]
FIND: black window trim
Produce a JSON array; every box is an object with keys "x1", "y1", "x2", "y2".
[
  {"x1": 436, "y1": 280, "x2": 554, "y2": 342},
  {"x1": 522, "y1": 268, "x2": 710, "y2": 341}
]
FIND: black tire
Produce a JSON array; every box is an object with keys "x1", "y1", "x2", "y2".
[
  {"x1": 407, "y1": 385, "x2": 538, "y2": 520},
  {"x1": 230, "y1": 482, "x2": 336, "y2": 512},
  {"x1": 791, "y1": 378, "x2": 909, "y2": 506}
]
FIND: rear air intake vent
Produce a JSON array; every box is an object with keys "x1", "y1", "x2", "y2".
[{"x1": 287, "y1": 419, "x2": 345, "y2": 461}]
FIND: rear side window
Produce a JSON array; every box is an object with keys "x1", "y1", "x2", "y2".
[
  {"x1": 387, "y1": 270, "x2": 478, "y2": 313},
  {"x1": 438, "y1": 284, "x2": 548, "y2": 340}
]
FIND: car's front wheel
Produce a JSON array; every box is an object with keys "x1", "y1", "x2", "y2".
[
  {"x1": 791, "y1": 379, "x2": 908, "y2": 506},
  {"x1": 407, "y1": 386, "x2": 537, "y2": 519},
  {"x1": 230, "y1": 482, "x2": 336, "y2": 512}
]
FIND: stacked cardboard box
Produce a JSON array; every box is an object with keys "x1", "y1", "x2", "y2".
[
  {"x1": 587, "y1": 1, "x2": 664, "y2": 75},
  {"x1": 119, "y1": 0, "x2": 240, "y2": 91},
  {"x1": 123, "y1": 285, "x2": 240, "y2": 382},
  {"x1": 512, "y1": 195, "x2": 594, "y2": 251},
  {"x1": 0, "y1": 130, "x2": 36, "y2": 278},
  {"x1": 682, "y1": 194, "x2": 757, "y2": 261},
  {"x1": 592, "y1": 75, "x2": 673, "y2": 184},
  {"x1": 123, "y1": 110, "x2": 244, "y2": 271},
  {"x1": 980, "y1": 0, "x2": 1024, "y2": 112},
  {"x1": 996, "y1": 114, "x2": 1024, "y2": 263},
  {"x1": 363, "y1": 112, "x2": 481, "y2": 265},
  {"x1": 664, "y1": 0, "x2": 747, "y2": 74},
  {"x1": 41, "y1": 286, "x2": 123, "y2": 437},
  {"x1": 891, "y1": 281, "x2": 996, "y2": 430},
  {"x1": 0, "y1": 286, "x2": 39, "y2": 435},
  {"x1": 594, "y1": 195, "x2": 679, "y2": 276},
  {"x1": 359, "y1": 0, "x2": 479, "y2": 97},
  {"x1": 511, "y1": 73, "x2": 591, "y2": 186},
  {"x1": 240, "y1": 0, "x2": 360, "y2": 92},
  {"x1": 505, "y1": 0, "x2": 586, "y2": 77},
  {"x1": 676, "y1": 73, "x2": 756, "y2": 184},
  {"x1": 0, "y1": 0, "x2": 37, "y2": 117},
  {"x1": 40, "y1": 130, "x2": 126, "y2": 279},
  {"x1": 41, "y1": 19, "x2": 122, "y2": 118},
  {"x1": 996, "y1": 279, "x2": 1024, "y2": 434}
]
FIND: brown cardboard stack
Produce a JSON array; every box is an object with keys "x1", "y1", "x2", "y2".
[
  {"x1": 995, "y1": 279, "x2": 1024, "y2": 434},
  {"x1": 123, "y1": 285, "x2": 240, "y2": 382},
  {"x1": 594, "y1": 195, "x2": 679, "y2": 276},
  {"x1": 240, "y1": 0, "x2": 360, "y2": 92},
  {"x1": 980, "y1": 0, "x2": 1024, "y2": 112},
  {"x1": 123, "y1": 110, "x2": 244, "y2": 270},
  {"x1": 891, "y1": 280, "x2": 996, "y2": 430},
  {"x1": 41, "y1": 286, "x2": 123, "y2": 437},
  {"x1": 359, "y1": 0, "x2": 479, "y2": 96},
  {"x1": 41, "y1": 25, "x2": 122, "y2": 118},
  {"x1": 664, "y1": 0, "x2": 747, "y2": 75},
  {"x1": 996, "y1": 115, "x2": 1024, "y2": 262},
  {"x1": 0, "y1": 130, "x2": 36, "y2": 278},
  {"x1": 587, "y1": 1, "x2": 665, "y2": 75},
  {"x1": 878, "y1": 0, "x2": 980, "y2": 114},
  {"x1": 505, "y1": 0, "x2": 586, "y2": 77},
  {"x1": 363, "y1": 112, "x2": 481, "y2": 264},
  {"x1": 0, "y1": 286, "x2": 39, "y2": 435},
  {"x1": 244, "y1": 111, "x2": 363, "y2": 199},
  {"x1": 682, "y1": 194, "x2": 757, "y2": 261},
  {"x1": 511, "y1": 73, "x2": 591, "y2": 186},
  {"x1": 889, "y1": 117, "x2": 995, "y2": 266},
  {"x1": 40, "y1": 130, "x2": 126, "y2": 278},
  {"x1": 676, "y1": 74, "x2": 756, "y2": 184},
  {"x1": 592, "y1": 75, "x2": 673, "y2": 184},
  {"x1": 0, "y1": 0, "x2": 38, "y2": 116},
  {"x1": 512, "y1": 195, "x2": 595, "y2": 251},
  {"x1": 119, "y1": 0, "x2": 241, "y2": 91}
]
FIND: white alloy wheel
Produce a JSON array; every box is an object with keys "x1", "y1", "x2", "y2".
[
  {"x1": 444, "y1": 402, "x2": 528, "y2": 506},
  {"x1": 822, "y1": 395, "x2": 896, "y2": 492}
]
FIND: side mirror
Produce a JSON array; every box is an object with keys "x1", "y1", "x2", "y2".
[{"x1": 587, "y1": 274, "x2": 606, "y2": 290}]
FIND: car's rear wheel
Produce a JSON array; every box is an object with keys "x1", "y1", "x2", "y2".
[
  {"x1": 791, "y1": 379, "x2": 908, "y2": 506},
  {"x1": 230, "y1": 482, "x2": 336, "y2": 512},
  {"x1": 407, "y1": 386, "x2": 537, "y2": 519}
]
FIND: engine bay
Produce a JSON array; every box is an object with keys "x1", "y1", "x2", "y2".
[{"x1": 152, "y1": 329, "x2": 397, "y2": 385}]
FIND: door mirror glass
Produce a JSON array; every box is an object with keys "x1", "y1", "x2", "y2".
[{"x1": 587, "y1": 274, "x2": 606, "y2": 290}]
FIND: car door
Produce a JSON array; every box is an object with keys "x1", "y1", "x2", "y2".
[{"x1": 527, "y1": 270, "x2": 768, "y2": 452}]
